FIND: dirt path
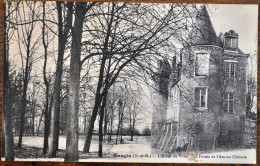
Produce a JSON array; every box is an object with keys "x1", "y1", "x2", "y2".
[{"x1": 13, "y1": 135, "x2": 152, "y2": 155}]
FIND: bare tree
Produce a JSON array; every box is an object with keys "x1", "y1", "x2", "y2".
[
  {"x1": 41, "y1": 1, "x2": 52, "y2": 155},
  {"x1": 64, "y1": 2, "x2": 97, "y2": 161},
  {"x1": 14, "y1": 1, "x2": 42, "y2": 148},
  {"x1": 83, "y1": 3, "x2": 193, "y2": 154},
  {"x1": 48, "y1": 1, "x2": 73, "y2": 158},
  {"x1": 129, "y1": 99, "x2": 139, "y2": 141},
  {"x1": 2, "y1": 0, "x2": 18, "y2": 160}
]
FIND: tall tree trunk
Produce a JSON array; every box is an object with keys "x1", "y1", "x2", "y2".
[
  {"x1": 17, "y1": 12, "x2": 33, "y2": 148},
  {"x1": 116, "y1": 100, "x2": 122, "y2": 145},
  {"x1": 132, "y1": 112, "x2": 136, "y2": 141},
  {"x1": 98, "y1": 93, "x2": 108, "y2": 157},
  {"x1": 120, "y1": 113, "x2": 123, "y2": 144},
  {"x1": 42, "y1": 88, "x2": 49, "y2": 154},
  {"x1": 83, "y1": 56, "x2": 106, "y2": 153},
  {"x1": 116, "y1": 114, "x2": 120, "y2": 145},
  {"x1": 48, "y1": 1, "x2": 73, "y2": 158},
  {"x1": 3, "y1": 1, "x2": 14, "y2": 159},
  {"x1": 130, "y1": 112, "x2": 133, "y2": 141},
  {"x1": 17, "y1": 10, "x2": 33, "y2": 147},
  {"x1": 42, "y1": 2, "x2": 50, "y2": 154},
  {"x1": 109, "y1": 118, "x2": 113, "y2": 142},
  {"x1": 104, "y1": 106, "x2": 108, "y2": 136},
  {"x1": 64, "y1": 2, "x2": 89, "y2": 161},
  {"x1": 32, "y1": 99, "x2": 36, "y2": 136},
  {"x1": 17, "y1": 79, "x2": 28, "y2": 148},
  {"x1": 2, "y1": 113, "x2": 14, "y2": 161}
]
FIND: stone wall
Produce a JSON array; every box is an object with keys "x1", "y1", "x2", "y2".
[
  {"x1": 177, "y1": 45, "x2": 247, "y2": 150},
  {"x1": 151, "y1": 44, "x2": 248, "y2": 151},
  {"x1": 243, "y1": 118, "x2": 257, "y2": 148},
  {"x1": 151, "y1": 92, "x2": 168, "y2": 148}
]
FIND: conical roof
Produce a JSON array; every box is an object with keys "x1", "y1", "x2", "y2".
[{"x1": 188, "y1": 5, "x2": 221, "y2": 46}]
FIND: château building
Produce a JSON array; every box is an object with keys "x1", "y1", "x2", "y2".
[{"x1": 151, "y1": 6, "x2": 249, "y2": 152}]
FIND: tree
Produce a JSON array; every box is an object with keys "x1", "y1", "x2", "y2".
[
  {"x1": 48, "y1": 1, "x2": 73, "y2": 158},
  {"x1": 83, "y1": 3, "x2": 193, "y2": 154},
  {"x1": 98, "y1": 94, "x2": 107, "y2": 157},
  {"x1": 64, "y1": 2, "x2": 97, "y2": 161},
  {"x1": 2, "y1": 0, "x2": 17, "y2": 160},
  {"x1": 142, "y1": 127, "x2": 151, "y2": 136},
  {"x1": 42, "y1": 1, "x2": 52, "y2": 155},
  {"x1": 15, "y1": 1, "x2": 42, "y2": 148},
  {"x1": 106, "y1": 85, "x2": 117, "y2": 142},
  {"x1": 115, "y1": 86, "x2": 130, "y2": 145},
  {"x1": 129, "y1": 99, "x2": 139, "y2": 141}
]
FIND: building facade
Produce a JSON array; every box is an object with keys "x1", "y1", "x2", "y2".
[{"x1": 151, "y1": 6, "x2": 249, "y2": 152}]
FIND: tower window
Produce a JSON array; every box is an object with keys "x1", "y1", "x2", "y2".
[
  {"x1": 224, "y1": 93, "x2": 234, "y2": 113},
  {"x1": 195, "y1": 87, "x2": 207, "y2": 109},
  {"x1": 195, "y1": 53, "x2": 210, "y2": 76}
]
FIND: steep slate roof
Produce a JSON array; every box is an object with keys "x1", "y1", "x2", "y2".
[{"x1": 188, "y1": 5, "x2": 221, "y2": 46}]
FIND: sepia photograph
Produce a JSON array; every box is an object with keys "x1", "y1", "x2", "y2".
[{"x1": 1, "y1": 1, "x2": 258, "y2": 163}]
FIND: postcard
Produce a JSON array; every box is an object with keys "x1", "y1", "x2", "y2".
[{"x1": 2, "y1": 1, "x2": 258, "y2": 163}]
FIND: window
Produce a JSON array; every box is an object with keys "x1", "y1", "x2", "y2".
[
  {"x1": 225, "y1": 37, "x2": 237, "y2": 48},
  {"x1": 224, "y1": 93, "x2": 234, "y2": 113},
  {"x1": 225, "y1": 62, "x2": 235, "y2": 82},
  {"x1": 194, "y1": 87, "x2": 207, "y2": 108},
  {"x1": 195, "y1": 53, "x2": 210, "y2": 76}
]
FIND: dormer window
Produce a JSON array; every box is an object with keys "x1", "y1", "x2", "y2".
[
  {"x1": 224, "y1": 30, "x2": 238, "y2": 51},
  {"x1": 225, "y1": 37, "x2": 237, "y2": 48}
]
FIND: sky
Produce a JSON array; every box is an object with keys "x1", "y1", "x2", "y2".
[{"x1": 209, "y1": 4, "x2": 258, "y2": 55}]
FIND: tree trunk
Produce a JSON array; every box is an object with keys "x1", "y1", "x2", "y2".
[
  {"x1": 43, "y1": 87, "x2": 49, "y2": 154},
  {"x1": 3, "y1": 2, "x2": 14, "y2": 159},
  {"x1": 17, "y1": 13, "x2": 33, "y2": 148},
  {"x1": 17, "y1": 10, "x2": 33, "y2": 147},
  {"x1": 17, "y1": 84, "x2": 28, "y2": 148},
  {"x1": 130, "y1": 130, "x2": 133, "y2": 141},
  {"x1": 32, "y1": 99, "x2": 36, "y2": 136},
  {"x1": 109, "y1": 118, "x2": 113, "y2": 142},
  {"x1": 120, "y1": 113, "x2": 123, "y2": 144},
  {"x1": 83, "y1": 52, "x2": 107, "y2": 151},
  {"x1": 48, "y1": 1, "x2": 73, "y2": 158},
  {"x1": 129, "y1": 111, "x2": 133, "y2": 141},
  {"x1": 98, "y1": 94, "x2": 107, "y2": 157},
  {"x1": 3, "y1": 111, "x2": 15, "y2": 161},
  {"x1": 104, "y1": 106, "x2": 108, "y2": 136},
  {"x1": 116, "y1": 101, "x2": 122, "y2": 145},
  {"x1": 83, "y1": 57, "x2": 106, "y2": 153},
  {"x1": 132, "y1": 112, "x2": 136, "y2": 141},
  {"x1": 42, "y1": 2, "x2": 50, "y2": 154},
  {"x1": 64, "y1": 2, "x2": 88, "y2": 161},
  {"x1": 116, "y1": 119, "x2": 120, "y2": 145}
]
